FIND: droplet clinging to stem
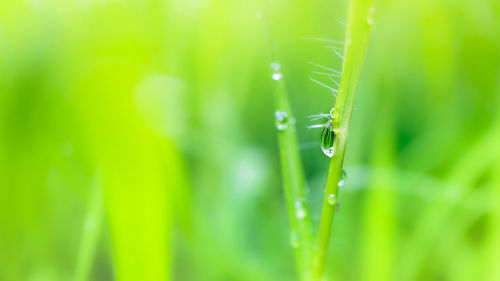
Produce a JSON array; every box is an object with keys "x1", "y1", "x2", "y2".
[
  {"x1": 338, "y1": 169, "x2": 347, "y2": 187},
  {"x1": 275, "y1": 110, "x2": 288, "y2": 131},
  {"x1": 327, "y1": 194, "x2": 336, "y2": 205},
  {"x1": 270, "y1": 62, "x2": 283, "y2": 81},
  {"x1": 320, "y1": 119, "x2": 335, "y2": 158}
]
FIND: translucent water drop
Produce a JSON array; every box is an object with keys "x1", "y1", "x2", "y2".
[
  {"x1": 294, "y1": 200, "x2": 307, "y2": 219},
  {"x1": 296, "y1": 207, "x2": 307, "y2": 219},
  {"x1": 367, "y1": 7, "x2": 375, "y2": 26},
  {"x1": 338, "y1": 169, "x2": 347, "y2": 187},
  {"x1": 321, "y1": 146, "x2": 334, "y2": 158},
  {"x1": 320, "y1": 120, "x2": 335, "y2": 157},
  {"x1": 327, "y1": 194, "x2": 336, "y2": 205},
  {"x1": 270, "y1": 62, "x2": 283, "y2": 81},
  {"x1": 294, "y1": 200, "x2": 302, "y2": 208},
  {"x1": 272, "y1": 73, "x2": 283, "y2": 80},
  {"x1": 256, "y1": 13, "x2": 262, "y2": 20},
  {"x1": 275, "y1": 110, "x2": 289, "y2": 131},
  {"x1": 290, "y1": 231, "x2": 299, "y2": 248}
]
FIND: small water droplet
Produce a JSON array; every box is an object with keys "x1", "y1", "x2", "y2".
[
  {"x1": 256, "y1": 12, "x2": 262, "y2": 20},
  {"x1": 290, "y1": 232, "x2": 299, "y2": 248},
  {"x1": 272, "y1": 72, "x2": 283, "y2": 80},
  {"x1": 367, "y1": 7, "x2": 375, "y2": 26},
  {"x1": 320, "y1": 119, "x2": 335, "y2": 157},
  {"x1": 270, "y1": 62, "x2": 283, "y2": 81},
  {"x1": 327, "y1": 194, "x2": 336, "y2": 205},
  {"x1": 338, "y1": 169, "x2": 347, "y2": 187},
  {"x1": 296, "y1": 207, "x2": 307, "y2": 219},
  {"x1": 294, "y1": 200, "x2": 307, "y2": 219},
  {"x1": 294, "y1": 200, "x2": 302, "y2": 208},
  {"x1": 275, "y1": 110, "x2": 289, "y2": 131}
]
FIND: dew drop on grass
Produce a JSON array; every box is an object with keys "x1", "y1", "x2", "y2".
[
  {"x1": 275, "y1": 110, "x2": 289, "y2": 131},
  {"x1": 321, "y1": 146, "x2": 334, "y2": 158},
  {"x1": 320, "y1": 120, "x2": 335, "y2": 157},
  {"x1": 327, "y1": 194, "x2": 336, "y2": 205},
  {"x1": 338, "y1": 169, "x2": 346, "y2": 187},
  {"x1": 270, "y1": 62, "x2": 283, "y2": 81},
  {"x1": 367, "y1": 7, "x2": 375, "y2": 26},
  {"x1": 294, "y1": 200, "x2": 302, "y2": 208},
  {"x1": 296, "y1": 208, "x2": 307, "y2": 219},
  {"x1": 290, "y1": 232, "x2": 300, "y2": 248},
  {"x1": 294, "y1": 200, "x2": 307, "y2": 219}
]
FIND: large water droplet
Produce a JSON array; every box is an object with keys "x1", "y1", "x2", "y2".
[
  {"x1": 270, "y1": 62, "x2": 283, "y2": 81},
  {"x1": 290, "y1": 232, "x2": 299, "y2": 248},
  {"x1": 338, "y1": 169, "x2": 347, "y2": 187},
  {"x1": 275, "y1": 110, "x2": 289, "y2": 131},
  {"x1": 327, "y1": 194, "x2": 336, "y2": 205},
  {"x1": 320, "y1": 120, "x2": 335, "y2": 157}
]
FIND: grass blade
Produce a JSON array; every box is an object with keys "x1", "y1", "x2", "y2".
[{"x1": 312, "y1": 0, "x2": 375, "y2": 279}]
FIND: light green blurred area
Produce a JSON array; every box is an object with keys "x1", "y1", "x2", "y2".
[{"x1": 0, "y1": 0, "x2": 499, "y2": 280}]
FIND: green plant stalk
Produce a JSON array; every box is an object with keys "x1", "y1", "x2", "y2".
[
  {"x1": 312, "y1": 0, "x2": 374, "y2": 279},
  {"x1": 271, "y1": 65, "x2": 314, "y2": 280},
  {"x1": 75, "y1": 170, "x2": 104, "y2": 281}
]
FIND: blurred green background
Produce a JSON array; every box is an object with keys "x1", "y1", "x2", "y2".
[{"x1": 1, "y1": 0, "x2": 499, "y2": 280}]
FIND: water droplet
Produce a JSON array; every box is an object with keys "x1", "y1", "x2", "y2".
[
  {"x1": 294, "y1": 200, "x2": 302, "y2": 208},
  {"x1": 296, "y1": 207, "x2": 307, "y2": 219},
  {"x1": 338, "y1": 169, "x2": 347, "y2": 187},
  {"x1": 270, "y1": 62, "x2": 283, "y2": 81},
  {"x1": 256, "y1": 13, "x2": 262, "y2": 20},
  {"x1": 320, "y1": 120, "x2": 335, "y2": 157},
  {"x1": 272, "y1": 72, "x2": 283, "y2": 80},
  {"x1": 294, "y1": 200, "x2": 307, "y2": 219},
  {"x1": 327, "y1": 194, "x2": 336, "y2": 205},
  {"x1": 321, "y1": 146, "x2": 334, "y2": 158},
  {"x1": 367, "y1": 7, "x2": 375, "y2": 26},
  {"x1": 290, "y1": 232, "x2": 299, "y2": 248},
  {"x1": 275, "y1": 110, "x2": 289, "y2": 131}
]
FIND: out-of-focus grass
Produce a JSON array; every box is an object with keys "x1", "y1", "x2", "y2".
[{"x1": 0, "y1": 0, "x2": 499, "y2": 280}]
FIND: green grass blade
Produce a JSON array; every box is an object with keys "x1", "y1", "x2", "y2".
[
  {"x1": 312, "y1": 0, "x2": 375, "y2": 279},
  {"x1": 74, "y1": 170, "x2": 104, "y2": 281}
]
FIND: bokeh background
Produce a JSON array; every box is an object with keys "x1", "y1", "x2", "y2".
[{"x1": 1, "y1": 0, "x2": 500, "y2": 280}]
